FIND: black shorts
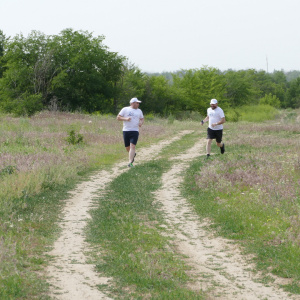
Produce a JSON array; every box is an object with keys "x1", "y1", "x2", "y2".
[
  {"x1": 123, "y1": 131, "x2": 139, "y2": 147},
  {"x1": 207, "y1": 128, "x2": 223, "y2": 143}
]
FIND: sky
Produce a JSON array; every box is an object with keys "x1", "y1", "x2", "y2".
[{"x1": 1, "y1": 0, "x2": 299, "y2": 73}]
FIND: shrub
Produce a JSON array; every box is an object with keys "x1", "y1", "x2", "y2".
[
  {"x1": 144, "y1": 113, "x2": 156, "y2": 121},
  {"x1": 167, "y1": 113, "x2": 175, "y2": 124},
  {"x1": 0, "y1": 165, "x2": 18, "y2": 176},
  {"x1": 237, "y1": 105, "x2": 279, "y2": 122},
  {"x1": 225, "y1": 109, "x2": 240, "y2": 122},
  {"x1": 66, "y1": 130, "x2": 83, "y2": 145},
  {"x1": 175, "y1": 110, "x2": 203, "y2": 121},
  {"x1": 259, "y1": 93, "x2": 281, "y2": 108},
  {"x1": 0, "y1": 93, "x2": 43, "y2": 117}
]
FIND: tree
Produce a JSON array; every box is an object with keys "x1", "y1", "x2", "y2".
[
  {"x1": 0, "y1": 29, "x2": 125, "y2": 114},
  {"x1": 115, "y1": 62, "x2": 146, "y2": 111},
  {"x1": 49, "y1": 29, "x2": 125, "y2": 112},
  {"x1": 0, "y1": 30, "x2": 6, "y2": 78},
  {"x1": 0, "y1": 31, "x2": 48, "y2": 115},
  {"x1": 142, "y1": 75, "x2": 183, "y2": 115},
  {"x1": 224, "y1": 70, "x2": 254, "y2": 106},
  {"x1": 285, "y1": 77, "x2": 300, "y2": 108},
  {"x1": 259, "y1": 93, "x2": 281, "y2": 108},
  {"x1": 173, "y1": 67, "x2": 226, "y2": 114}
]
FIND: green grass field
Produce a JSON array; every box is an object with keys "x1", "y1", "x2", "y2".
[{"x1": 0, "y1": 108, "x2": 299, "y2": 298}]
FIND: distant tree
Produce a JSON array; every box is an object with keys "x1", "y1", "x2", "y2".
[
  {"x1": 285, "y1": 70, "x2": 300, "y2": 82},
  {"x1": 285, "y1": 77, "x2": 300, "y2": 108},
  {"x1": 269, "y1": 70, "x2": 288, "y2": 105},
  {"x1": 0, "y1": 30, "x2": 6, "y2": 78},
  {"x1": 0, "y1": 29, "x2": 125, "y2": 114},
  {"x1": 0, "y1": 31, "x2": 48, "y2": 115},
  {"x1": 173, "y1": 67, "x2": 226, "y2": 114},
  {"x1": 224, "y1": 70, "x2": 254, "y2": 106},
  {"x1": 142, "y1": 75, "x2": 183, "y2": 115},
  {"x1": 115, "y1": 62, "x2": 146, "y2": 111},
  {"x1": 259, "y1": 93, "x2": 281, "y2": 108},
  {"x1": 49, "y1": 29, "x2": 125, "y2": 112}
]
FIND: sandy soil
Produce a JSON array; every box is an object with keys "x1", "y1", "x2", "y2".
[{"x1": 46, "y1": 131, "x2": 299, "y2": 299}]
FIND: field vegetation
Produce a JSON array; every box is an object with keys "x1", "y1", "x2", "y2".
[
  {"x1": 0, "y1": 110, "x2": 197, "y2": 299},
  {"x1": 1, "y1": 28, "x2": 300, "y2": 297},
  {"x1": 0, "y1": 108, "x2": 300, "y2": 299},
  {"x1": 183, "y1": 109, "x2": 300, "y2": 294}
]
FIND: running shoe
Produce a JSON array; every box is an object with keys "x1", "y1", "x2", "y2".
[
  {"x1": 220, "y1": 143, "x2": 225, "y2": 154},
  {"x1": 131, "y1": 153, "x2": 136, "y2": 163},
  {"x1": 128, "y1": 163, "x2": 134, "y2": 168}
]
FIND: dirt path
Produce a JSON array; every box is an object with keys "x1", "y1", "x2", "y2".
[
  {"x1": 46, "y1": 130, "x2": 193, "y2": 299},
  {"x1": 47, "y1": 131, "x2": 299, "y2": 299},
  {"x1": 154, "y1": 140, "x2": 299, "y2": 300}
]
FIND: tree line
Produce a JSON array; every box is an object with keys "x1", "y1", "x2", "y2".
[{"x1": 0, "y1": 29, "x2": 300, "y2": 117}]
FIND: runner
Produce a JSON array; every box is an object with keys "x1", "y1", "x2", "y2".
[
  {"x1": 201, "y1": 99, "x2": 225, "y2": 158},
  {"x1": 117, "y1": 98, "x2": 144, "y2": 167}
]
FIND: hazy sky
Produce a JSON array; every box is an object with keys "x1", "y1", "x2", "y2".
[{"x1": 1, "y1": 0, "x2": 299, "y2": 73}]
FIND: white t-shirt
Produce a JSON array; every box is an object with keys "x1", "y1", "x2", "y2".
[
  {"x1": 118, "y1": 107, "x2": 144, "y2": 131},
  {"x1": 207, "y1": 107, "x2": 225, "y2": 130}
]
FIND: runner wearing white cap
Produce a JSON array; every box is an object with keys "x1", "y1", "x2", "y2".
[
  {"x1": 201, "y1": 99, "x2": 225, "y2": 158},
  {"x1": 117, "y1": 98, "x2": 144, "y2": 167}
]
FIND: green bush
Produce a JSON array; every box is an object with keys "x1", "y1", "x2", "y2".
[
  {"x1": 167, "y1": 113, "x2": 175, "y2": 124},
  {"x1": 0, "y1": 165, "x2": 18, "y2": 176},
  {"x1": 0, "y1": 93, "x2": 43, "y2": 117},
  {"x1": 259, "y1": 93, "x2": 281, "y2": 108},
  {"x1": 225, "y1": 109, "x2": 240, "y2": 122},
  {"x1": 175, "y1": 110, "x2": 204, "y2": 121},
  {"x1": 144, "y1": 112, "x2": 156, "y2": 121},
  {"x1": 237, "y1": 105, "x2": 279, "y2": 122},
  {"x1": 66, "y1": 130, "x2": 84, "y2": 145}
]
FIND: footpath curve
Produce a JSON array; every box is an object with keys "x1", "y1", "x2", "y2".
[{"x1": 46, "y1": 130, "x2": 193, "y2": 299}]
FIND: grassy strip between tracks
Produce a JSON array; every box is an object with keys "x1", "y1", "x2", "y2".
[
  {"x1": 183, "y1": 117, "x2": 300, "y2": 295},
  {"x1": 86, "y1": 159, "x2": 204, "y2": 300}
]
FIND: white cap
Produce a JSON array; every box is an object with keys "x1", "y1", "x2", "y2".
[
  {"x1": 210, "y1": 99, "x2": 218, "y2": 104},
  {"x1": 130, "y1": 97, "x2": 142, "y2": 104}
]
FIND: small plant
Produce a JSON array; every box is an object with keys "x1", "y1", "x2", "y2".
[
  {"x1": 167, "y1": 113, "x2": 175, "y2": 124},
  {"x1": 66, "y1": 130, "x2": 83, "y2": 145},
  {"x1": 0, "y1": 165, "x2": 18, "y2": 176}
]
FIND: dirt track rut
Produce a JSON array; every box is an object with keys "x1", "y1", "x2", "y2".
[{"x1": 47, "y1": 131, "x2": 298, "y2": 299}]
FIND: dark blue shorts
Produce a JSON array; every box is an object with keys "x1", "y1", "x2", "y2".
[
  {"x1": 123, "y1": 131, "x2": 139, "y2": 147},
  {"x1": 207, "y1": 128, "x2": 223, "y2": 143}
]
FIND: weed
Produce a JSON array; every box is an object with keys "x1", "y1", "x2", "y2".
[
  {"x1": 66, "y1": 129, "x2": 84, "y2": 145},
  {"x1": 0, "y1": 165, "x2": 18, "y2": 176}
]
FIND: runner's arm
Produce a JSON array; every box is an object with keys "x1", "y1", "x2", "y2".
[
  {"x1": 201, "y1": 116, "x2": 209, "y2": 125},
  {"x1": 139, "y1": 118, "x2": 144, "y2": 127},
  {"x1": 117, "y1": 115, "x2": 131, "y2": 121}
]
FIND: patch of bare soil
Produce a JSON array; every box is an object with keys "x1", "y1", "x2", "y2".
[
  {"x1": 154, "y1": 140, "x2": 299, "y2": 299},
  {"x1": 46, "y1": 130, "x2": 193, "y2": 299}
]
